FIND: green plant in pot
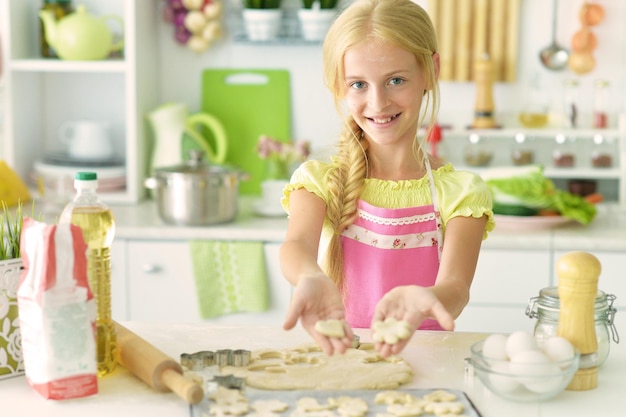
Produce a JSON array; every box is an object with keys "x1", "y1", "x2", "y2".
[
  {"x1": 0, "y1": 201, "x2": 26, "y2": 379},
  {"x1": 243, "y1": 0, "x2": 282, "y2": 8},
  {"x1": 301, "y1": 0, "x2": 338, "y2": 9},
  {"x1": 241, "y1": 0, "x2": 283, "y2": 41},
  {"x1": 298, "y1": 0, "x2": 338, "y2": 41}
]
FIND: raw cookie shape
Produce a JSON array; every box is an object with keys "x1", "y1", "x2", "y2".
[
  {"x1": 423, "y1": 401, "x2": 465, "y2": 415},
  {"x1": 314, "y1": 319, "x2": 346, "y2": 338},
  {"x1": 423, "y1": 390, "x2": 457, "y2": 403},
  {"x1": 374, "y1": 391, "x2": 412, "y2": 405},
  {"x1": 329, "y1": 396, "x2": 369, "y2": 417},
  {"x1": 251, "y1": 399, "x2": 290, "y2": 413},
  {"x1": 372, "y1": 318, "x2": 411, "y2": 344},
  {"x1": 208, "y1": 386, "x2": 248, "y2": 405},
  {"x1": 220, "y1": 343, "x2": 413, "y2": 390},
  {"x1": 386, "y1": 402, "x2": 424, "y2": 417}
]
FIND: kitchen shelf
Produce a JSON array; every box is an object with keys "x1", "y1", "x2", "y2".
[
  {"x1": 441, "y1": 126, "x2": 626, "y2": 203},
  {"x1": 0, "y1": 0, "x2": 160, "y2": 206},
  {"x1": 9, "y1": 58, "x2": 128, "y2": 73}
]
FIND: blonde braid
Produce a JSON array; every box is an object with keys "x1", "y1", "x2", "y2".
[{"x1": 323, "y1": 118, "x2": 367, "y2": 291}]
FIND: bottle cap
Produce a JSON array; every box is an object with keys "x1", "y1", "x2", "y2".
[
  {"x1": 74, "y1": 171, "x2": 98, "y2": 190},
  {"x1": 75, "y1": 172, "x2": 97, "y2": 181}
]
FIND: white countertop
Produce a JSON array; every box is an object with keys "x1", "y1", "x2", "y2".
[
  {"x1": 1, "y1": 321, "x2": 624, "y2": 417},
  {"x1": 108, "y1": 199, "x2": 626, "y2": 251}
]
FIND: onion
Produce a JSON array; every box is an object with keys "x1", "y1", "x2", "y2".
[
  {"x1": 571, "y1": 27, "x2": 597, "y2": 52},
  {"x1": 579, "y1": 3, "x2": 605, "y2": 26},
  {"x1": 568, "y1": 51, "x2": 596, "y2": 75}
]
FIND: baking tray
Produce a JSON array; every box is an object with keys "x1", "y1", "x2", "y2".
[{"x1": 190, "y1": 388, "x2": 483, "y2": 417}]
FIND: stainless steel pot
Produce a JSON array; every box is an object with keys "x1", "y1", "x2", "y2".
[{"x1": 145, "y1": 151, "x2": 240, "y2": 226}]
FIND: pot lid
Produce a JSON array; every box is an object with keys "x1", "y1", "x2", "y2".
[{"x1": 154, "y1": 150, "x2": 234, "y2": 176}]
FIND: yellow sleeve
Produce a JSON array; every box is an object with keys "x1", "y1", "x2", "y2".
[
  {"x1": 435, "y1": 169, "x2": 495, "y2": 239},
  {"x1": 281, "y1": 160, "x2": 332, "y2": 213}
]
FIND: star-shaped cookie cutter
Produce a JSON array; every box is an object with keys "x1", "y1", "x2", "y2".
[{"x1": 207, "y1": 374, "x2": 246, "y2": 392}]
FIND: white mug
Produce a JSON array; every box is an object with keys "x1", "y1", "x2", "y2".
[{"x1": 59, "y1": 121, "x2": 114, "y2": 161}]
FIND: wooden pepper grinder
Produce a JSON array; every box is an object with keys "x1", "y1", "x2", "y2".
[
  {"x1": 472, "y1": 53, "x2": 497, "y2": 129},
  {"x1": 556, "y1": 251, "x2": 601, "y2": 390}
]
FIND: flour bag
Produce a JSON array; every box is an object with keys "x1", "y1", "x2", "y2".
[{"x1": 17, "y1": 218, "x2": 98, "y2": 400}]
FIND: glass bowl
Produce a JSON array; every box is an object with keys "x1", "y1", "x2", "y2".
[{"x1": 469, "y1": 339, "x2": 580, "y2": 402}]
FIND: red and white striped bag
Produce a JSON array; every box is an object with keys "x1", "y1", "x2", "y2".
[{"x1": 17, "y1": 218, "x2": 98, "y2": 400}]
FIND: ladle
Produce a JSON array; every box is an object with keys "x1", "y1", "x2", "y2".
[{"x1": 539, "y1": 0, "x2": 569, "y2": 71}]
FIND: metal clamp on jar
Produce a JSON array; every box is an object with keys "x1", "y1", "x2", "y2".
[{"x1": 526, "y1": 286, "x2": 619, "y2": 367}]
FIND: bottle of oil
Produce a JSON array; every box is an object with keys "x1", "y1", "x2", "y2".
[{"x1": 60, "y1": 172, "x2": 116, "y2": 377}]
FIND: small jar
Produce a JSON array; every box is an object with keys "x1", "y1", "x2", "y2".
[
  {"x1": 552, "y1": 133, "x2": 575, "y2": 167},
  {"x1": 511, "y1": 132, "x2": 534, "y2": 165},
  {"x1": 591, "y1": 133, "x2": 614, "y2": 168},
  {"x1": 526, "y1": 286, "x2": 619, "y2": 367},
  {"x1": 464, "y1": 133, "x2": 493, "y2": 167}
]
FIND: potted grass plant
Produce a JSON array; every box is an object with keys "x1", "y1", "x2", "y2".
[
  {"x1": 0, "y1": 201, "x2": 25, "y2": 379},
  {"x1": 298, "y1": 0, "x2": 338, "y2": 41},
  {"x1": 241, "y1": 0, "x2": 283, "y2": 41}
]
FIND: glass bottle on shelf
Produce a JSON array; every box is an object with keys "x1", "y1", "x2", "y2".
[
  {"x1": 518, "y1": 73, "x2": 549, "y2": 128},
  {"x1": 552, "y1": 133, "x2": 575, "y2": 167},
  {"x1": 591, "y1": 133, "x2": 614, "y2": 168},
  {"x1": 511, "y1": 132, "x2": 534, "y2": 165},
  {"x1": 563, "y1": 79, "x2": 580, "y2": 129},
  {"x1": 40, "y1": 0, "x2": 74, "y2": 58},
  {"x1": 593, "y1": 79, "x2": 609, "y2": 129}
]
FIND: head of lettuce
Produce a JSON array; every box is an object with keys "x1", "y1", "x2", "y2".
[{"x1": 483, "y1": 165, "x2": 597, "y2": 225}]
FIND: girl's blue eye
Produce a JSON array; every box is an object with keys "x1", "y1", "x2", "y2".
[
  {"x1": 389, "y1": 78, "x2": 404, "y2": 85},
  {"x1": 351, "y1": 81, "x2": 366, "y2": 89}
]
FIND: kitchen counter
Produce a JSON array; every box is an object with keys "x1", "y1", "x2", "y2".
[
  {"x1": 108, "y1": 199, "x2": 626, "y2": 251},
  {"x1": 1, "y1": 321, "x2": 624, "y2": 417}
]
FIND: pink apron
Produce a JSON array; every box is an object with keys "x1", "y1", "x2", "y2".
[{"x1": 341, "y1": 159, "x2": 444, "y2": 330}]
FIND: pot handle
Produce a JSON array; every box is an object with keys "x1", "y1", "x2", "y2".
[{"x1": 185, "y1": 112, "x2": 228, "y2": 164}]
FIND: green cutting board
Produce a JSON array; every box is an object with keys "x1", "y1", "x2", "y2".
[{"x1": 201, "y1": 69, "x2": 291, "y2": 195}]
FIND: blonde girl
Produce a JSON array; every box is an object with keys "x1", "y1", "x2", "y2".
[{"x1": 280, "y1": 0, "x2": 494, "y2": 357}]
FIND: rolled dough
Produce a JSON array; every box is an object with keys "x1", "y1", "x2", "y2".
[{"x1": 221, "y1": 343, "x2": 413, "y2": 390}]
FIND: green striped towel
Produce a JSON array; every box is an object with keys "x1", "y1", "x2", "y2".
[{"x1": 189, "y1": 241, "x2": 269, "y2": 319}]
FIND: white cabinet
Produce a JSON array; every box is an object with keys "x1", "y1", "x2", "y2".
[
  {"x1": 454, "y1": 248, "x2": 552, "y2": 333},
  {"x1": 0, "y1": 0, "x2": 159, "y2": 203},
  {"x1": 119, "y1": 240, "x2": 292, "y2": 325}
]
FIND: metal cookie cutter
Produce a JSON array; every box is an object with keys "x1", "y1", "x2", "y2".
[
  {"x1": 180, "y1": 351, "x2": 215, "y2": 371},
  {"x1": 208, "y1": 374, "x2": 246, "y2": 391},
  {"x1": 180, "y1": 348, "x2": 251, "y2": 370},
  {"x1": 180, "y1": 348, "x2": 251, "y2": 393}
]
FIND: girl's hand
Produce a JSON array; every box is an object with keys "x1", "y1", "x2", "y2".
[
  {"x1": 372, "y1": 285, "x2": 454, "y2": 357},
  {"x1": 283, "y1": 274, "x2": 354, "y2": 356}
]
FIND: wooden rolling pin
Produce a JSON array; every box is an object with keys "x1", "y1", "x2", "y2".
[{"x1": 114, "y1": 322, "x2": 204, "y2": 404}]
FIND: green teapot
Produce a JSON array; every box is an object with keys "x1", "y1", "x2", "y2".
[{"x1": 39, "y1": 5, "x2": 124, "y2": 60}]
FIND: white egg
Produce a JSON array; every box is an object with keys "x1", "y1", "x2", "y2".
[
  {"x1": 482, "y1": 333, "x2": 508, "y2": 360},
  {"x1": 522, "y1": 362, "x2": 564, "y2": 394},
  {"x1": 509, "y1": 349, "x2": 550, "y2": 377},
  {"x1": 488, "y1": 361, "x2": 521, "y2": 393},
  {"x1": 505, "y1": 331, "x2": 539, "y2": 359},
  {"x1": 542, "y1": 336, "x2": 576, "y2": 365}
]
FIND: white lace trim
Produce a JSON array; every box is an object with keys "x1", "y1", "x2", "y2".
[
  {"x1": 342, "y1": 224, "x2": 439, "y2": 250},
  {"x1": 358, "y1": 209, "x2": 436, "y2": 226}
]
